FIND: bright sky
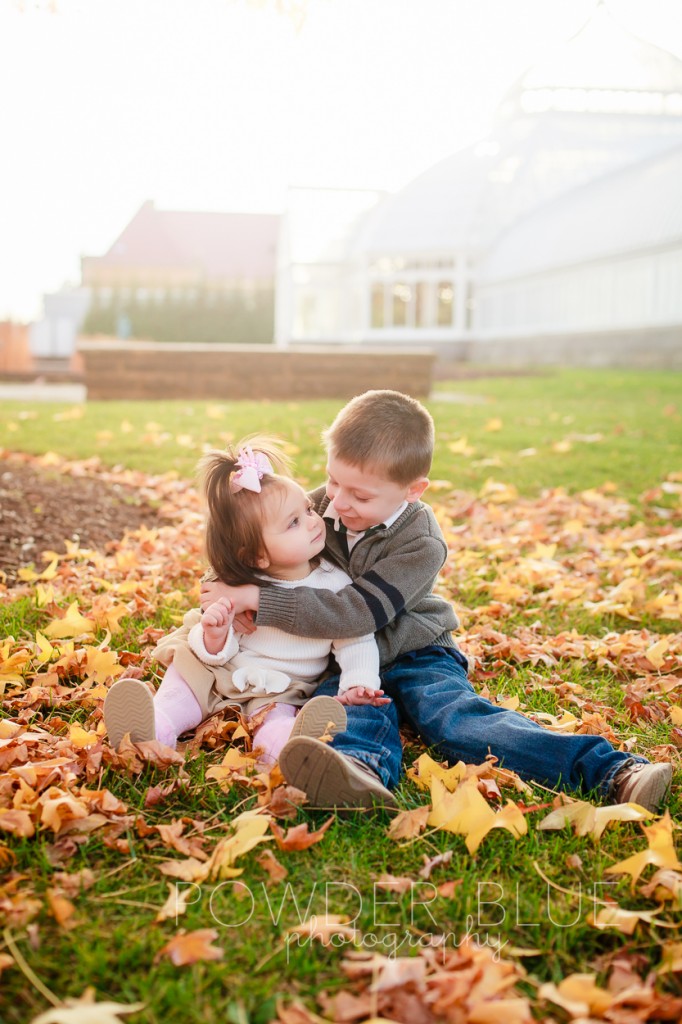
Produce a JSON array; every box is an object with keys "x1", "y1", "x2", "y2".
[{"x1": 1, "y1": 0, "x2": 681, "y2": 321}]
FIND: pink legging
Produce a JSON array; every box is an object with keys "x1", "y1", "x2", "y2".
[
  {"x1": 155, "y1": 664, "x2": 296, "y2": 764},
  {"x1": 251, "y1": 702, "x2": 297, "y2": 766}
]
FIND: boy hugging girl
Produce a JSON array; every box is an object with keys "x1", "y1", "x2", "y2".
[{"x1": 105, "y1": 390, "x2": 673, "y2": 814}]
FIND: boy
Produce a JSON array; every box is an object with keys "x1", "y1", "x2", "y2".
[{"x1": 201, "y1": 390, "x2": 673, "y2": 812}]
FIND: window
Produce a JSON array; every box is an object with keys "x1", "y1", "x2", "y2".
[
  {"x1": 437, "y1": 282, "x2": 454, "y2": 326},
  {"x1": 392, "y1": 283, "x2": 411, "y2": 326},
  {"x1": 415, "y1": 282, "x2": 431, "y2": 327},
  {"x1": 371, "y1": 283, "x2": 385, "y2": 327}
]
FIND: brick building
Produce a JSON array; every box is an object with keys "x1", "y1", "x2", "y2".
[{"x1": 81, "y1": 201, "x2": 280, "y2": 346}]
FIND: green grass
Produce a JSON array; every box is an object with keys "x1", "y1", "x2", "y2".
[
  {"x1": 2, "y1": 369, "x2": 680, "y2": 498},
  {"x1": 1, "y1": 368, "x2": 682, "y2": 1021}
]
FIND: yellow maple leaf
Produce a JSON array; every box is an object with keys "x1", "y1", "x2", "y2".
[
  {"x1": 35, "y1": 583, "x2": 56, "y2": 607},
  {"x1": 538, "y1": 799, "x2": 652, "y2": 840},
  {"x1": 17, "y1": 557, "x2": 59, "y2": 583},
  {"x1": 35, "y1": 631, "x2": 55, "y2": 664},
  {"x1": 0, "y1": 643, "x2": 32, "y2": 686},
  {"x1": 669, "y1": 706, "x2": 682, "y2": 726},
  {"x1": 206, "y1": 811, "x2": 272, "y2": 880},
  {"x1": 44, "y1": 603, "x2": 96, "y2": 639},
  {"x1": 82, "y1": 647, "x2": 124, "y2": 684},
  {"x1": 69, "y1": 724, "x2": 99, "y2": 749},
  {"x1": 484, "y1": 417, "x2": 503, "y2": 432},
  {"x1": 90, "y1": 599, "x2": 128, "y2": 634},
  {"x1": 206, "y1": 747, "x2": 259, "y2": 791},
  {"x1": 428, "y1": 777, "x2": 526, "y2": 854},
  {"x1": 605, "y1": 812, "x2": 681, "y2": 887},
  {"x1": 407, "y1": 753, "x2": 466, "y2": 792}
]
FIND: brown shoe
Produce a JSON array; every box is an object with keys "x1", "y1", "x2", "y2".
[
  {"x1": 611, "y1": 761, "x2": 672, "y2": 812},
  {"x1": 290, "y1": 696, "x2": 347, "y2": 741},
  {"x1": 279, "y1": 736, "x2": 397, "y2": 809},
  {"x1": 103, "y1": 677, "x2": 156, "y2": 750}
]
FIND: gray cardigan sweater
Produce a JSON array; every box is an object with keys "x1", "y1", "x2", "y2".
[{"x1": 256, "y1": 486, "x2": 459, "y2": 667}]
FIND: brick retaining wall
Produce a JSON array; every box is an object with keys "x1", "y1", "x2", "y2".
[{"x1": 78, "y1": 339, "x2": 435, "y2": 400}]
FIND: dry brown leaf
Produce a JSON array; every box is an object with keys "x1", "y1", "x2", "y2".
[
  {"x1": 270, "y1": 815, "x2": 334, "y2": 851},
  {"x1": 268, "y1": 785, "x2": 308, "y2": 819},
  {"x1": 374, "y1": 873, "x2": 415, "y2": 894},
  {"x1": 419, "y1": 849, "x2": 453, "y2": 879},
  {"x1": 387, "y1": 805, "x2": 430, "y2": 840},
  {"x1": 287, "y1": 914, "x2": 356, "y2": 947},
  {"x1": 256, "y1": 848, "x2": 288, "y2": 884},
  {"x1": 0, "y1": 808, "x2": 35, "y2": 837},
  {"x1": 155, "y1": 928, "x2": 224, "y2": 966},
  {"x1": 47, "y1": 887, "x2": 77, "y2": 929},
  {"x1": 155, "y1": 819, "x2": 208, "y2": 861}
]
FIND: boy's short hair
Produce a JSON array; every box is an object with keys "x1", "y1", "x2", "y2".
[{"x1": 323, "y1": 389, "x2": 434, "y2": 485}]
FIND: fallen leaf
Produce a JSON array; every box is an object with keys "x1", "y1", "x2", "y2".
[
  {"x1": 287, "y1": 915, "x2": 356, "y2": 947},
  {"x1": 606, "y1": 812, "x2": 681, "y2": 887},
  {"x1": 29, "y1": 988, "x2": 143, "y2": 1023},
  {"x1": 155, "y1": 928, "x2": 224, "y2": 966},
  {"x1": 155, "y1": 883, "x2": 196, "y2": 923},
  {"x1": 587, "y1": 904, "x2": 670, "y2": 934},
  {"x1": 256, "y1": 848, "x2": 288, "y2": 884},
  {"x1": 428, "y1": 777, "x2": 527, "y2": 854},
  {"x1": 43, "y1": 603, "x2": 96, "y2": 640},
  {"x1": 270, "y1": 816, "x2": 334, "y2": 851},
  {"x1": 374, "y1": 874, "x2": 415, "y2": 894},
  {"x1": 537, "y1": 798, "x2": 652, "y2": 840},
  {"x1": 387, "y1": 805, "x2": 430, "y2": 840}
]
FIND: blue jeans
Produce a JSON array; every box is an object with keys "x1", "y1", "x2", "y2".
[{"x1": 318, "y1": 646, "x2": 647, "y2": 795}]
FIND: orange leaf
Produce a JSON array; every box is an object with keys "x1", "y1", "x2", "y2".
[
  {"x1": 270, "y1": 815, "x2": 334, "y2": 851},
  {"x1": 156, "y1": 928, "x2": 224, "y2": 966}
]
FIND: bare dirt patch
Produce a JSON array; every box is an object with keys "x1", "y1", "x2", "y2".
[{"x1": 0, "y1": 456, "x2": 159, "y2": 585}]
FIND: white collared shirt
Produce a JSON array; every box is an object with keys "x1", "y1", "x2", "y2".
[{"x1": 325, "y1": 499, "x2": 408, "y2": 552}]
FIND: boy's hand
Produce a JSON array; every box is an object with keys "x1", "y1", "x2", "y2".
[
  {"x1": 335, "y1": 686, "x2": 391, "y2": 707},
  {"x1": 202, "y1": 597, "x2": 235, "y2": 655},
  {"x1": 200, "y1": 581, "x2": 260, "y2": 619}
]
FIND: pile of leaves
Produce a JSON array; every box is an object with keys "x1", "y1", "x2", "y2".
[{"x1": 0, "y1": 450, "x2": 681, "y2": 1023}]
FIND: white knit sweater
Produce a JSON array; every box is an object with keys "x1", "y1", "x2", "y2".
[{"x1": 188, "y1": 560, "x2": 380, "y2": 696}]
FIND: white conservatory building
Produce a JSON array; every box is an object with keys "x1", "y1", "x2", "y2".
[{"x1": 275, "y1": 4, "x2": 682, "y2": 365}]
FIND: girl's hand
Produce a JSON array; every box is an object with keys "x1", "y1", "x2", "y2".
[
  {"x1": 335, "y1": 686, "x2": 391, "y2": 706},
  {"x1": 202, "y1": 597, "x2": 235, "y2": 654}
]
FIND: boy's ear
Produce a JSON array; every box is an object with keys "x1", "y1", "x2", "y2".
[{"x1": 406, "y1": 477, "x2": 429, "y2": 502}]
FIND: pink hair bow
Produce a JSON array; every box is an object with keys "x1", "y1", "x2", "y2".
[{"x1": 231, "y1": 446, "x2": 274, "y2": 493}]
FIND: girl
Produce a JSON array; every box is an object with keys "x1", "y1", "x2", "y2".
[{"x1": 103, "y1": 438, "x2": 388, "y2": 766}]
